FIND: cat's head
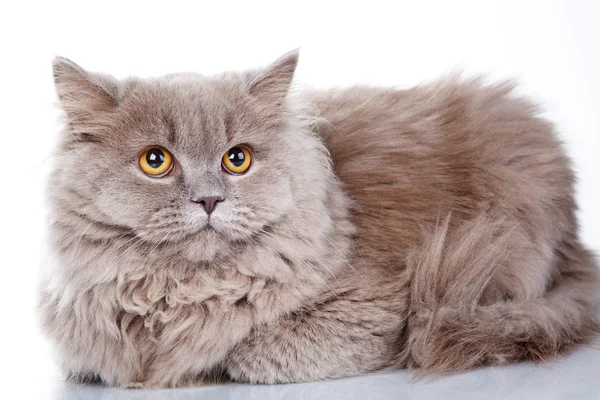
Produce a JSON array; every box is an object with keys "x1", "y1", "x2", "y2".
[{"x1": 51, "y1": 51, "x2": 334, "y2": 262}]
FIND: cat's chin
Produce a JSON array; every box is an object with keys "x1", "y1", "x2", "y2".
[{"x1": 180, "y1": 228, "x2": 230, "y2": 263}]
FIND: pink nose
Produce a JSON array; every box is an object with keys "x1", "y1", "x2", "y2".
[{"x1": 192, "y1": 195, "x2": 224, "y2": 214}]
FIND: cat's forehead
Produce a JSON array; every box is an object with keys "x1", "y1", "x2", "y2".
[
  {"x1": 116, "y1": 72, "x2": 258, "y2": 153},
  {"x1": 122, "y1": 73, "x2": 248, "y2": 121}
]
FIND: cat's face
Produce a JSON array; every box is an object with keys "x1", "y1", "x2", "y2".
[{"x1": 52, "y1": 52, "x2": 321, "y2": 261}]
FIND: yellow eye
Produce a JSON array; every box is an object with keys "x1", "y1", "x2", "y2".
[
  {"x1": 222, "y1": 145, "x2": 252, "y2": 175},
  {"x1": 139, "y1": 147, "x2": 174, "y2": 177}
]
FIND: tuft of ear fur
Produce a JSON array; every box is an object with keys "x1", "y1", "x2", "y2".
[
  {"x1": 249, "y1": 49, "x2": 299, "y2": 107},
  {"x1": 52, "y1": 57, "x2": 119, "y2": 140}
]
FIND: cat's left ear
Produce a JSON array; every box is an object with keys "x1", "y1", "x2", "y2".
[
  {"x1": 52, "y1": 57, "x2": 119, "y2": 130},
  {"x1": 249, "y1": 49, "x2": 299, "y2": 107}
]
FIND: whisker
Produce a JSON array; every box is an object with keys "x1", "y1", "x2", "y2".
[
  {"x1": 294, "y1": 206, "x2": 368, "y2": 281},
  {"x1": 312, "y1": 229, "x2": 367, "y2": 285},
  {"x1": 147, "y1": 232, "x2": 172, "y2": 258},
  {"x1": 287, "y1": 248, "x2": 342, "y2": 301},
  {"x1": 71, "y1": 220, "x2": 96, "y2": 248},
  {"x1": 257, "y1": 228, "x2": 341, "y2": 301}
]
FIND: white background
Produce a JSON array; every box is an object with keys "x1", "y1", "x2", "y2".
[{"x1": 0, "y1": 1, "x2": 598, "y2": 398}]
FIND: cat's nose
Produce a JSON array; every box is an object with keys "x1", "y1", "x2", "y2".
[{"x1": 191, "y1": 195, "x2": 224, "y2": 215}]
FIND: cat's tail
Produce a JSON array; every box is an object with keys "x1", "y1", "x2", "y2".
[{"x1": 406, "y1": 214, "x2": 600, "y2": 374}]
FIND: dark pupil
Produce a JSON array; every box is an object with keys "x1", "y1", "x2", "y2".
[
  {"x1": 228, "y1": 147, "x2": 245, "y2": 167},
  {"x1": 146, "y1": 148, "x2": 165, "y2": 169}
]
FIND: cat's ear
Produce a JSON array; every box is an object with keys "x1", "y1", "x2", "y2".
[
  {"x1": 249, "y1": 50, "x2": 299, "y2": 106},
  {"x1": 52, "y1": 57, "x2": 119, "y2": 129}
]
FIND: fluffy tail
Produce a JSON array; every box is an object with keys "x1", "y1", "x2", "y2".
[{"x1": 406, "y1": 215, "x2": 600, "y2": 374}]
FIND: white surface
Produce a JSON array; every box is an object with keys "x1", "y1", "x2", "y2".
[
  {"x1": 42, "y1": 340, "x2": 600, "y2": 399},
  {"x1": 0, "y1": 1, "x2": 599, "y2": 398}
]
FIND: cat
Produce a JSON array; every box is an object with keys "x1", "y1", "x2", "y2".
[{"x1": 40, "y1": 50, "x2": 600, "y2": 388}]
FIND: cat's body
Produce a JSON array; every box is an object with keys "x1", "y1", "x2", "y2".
[{"x1": 40, "y1": 51, "x2": 599, "y2": 388}]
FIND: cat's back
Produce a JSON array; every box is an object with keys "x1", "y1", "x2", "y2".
[
  {"x1": 306, "y1": 78, "x2": 575, "y2": 260},
  {"x1": 309, "y1": 78, "x2": 566, "y2": 169}
]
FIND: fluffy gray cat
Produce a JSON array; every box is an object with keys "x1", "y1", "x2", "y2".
[{"x1": 40, "y1": 50, "x2": 599, "y2": 388}]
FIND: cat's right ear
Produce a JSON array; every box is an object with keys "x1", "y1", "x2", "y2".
[
  {"x1": 249, "y1": 50, "x2": 299, "y2": 108},
  {"x1": 52, "y1": 57, "x2": 119, "y2": 131}
]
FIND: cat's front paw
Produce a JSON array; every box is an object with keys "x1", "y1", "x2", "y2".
[{"x1": 65, "y1": 371, "x2": 103, "y2": 385}]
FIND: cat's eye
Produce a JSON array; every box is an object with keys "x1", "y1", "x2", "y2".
[
  {"x1": 222, "y1": 145, "x2": 252, "y2": 175},
  {"x1": 139, "y1": 147, "x2": 174, "y2": 177}
]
